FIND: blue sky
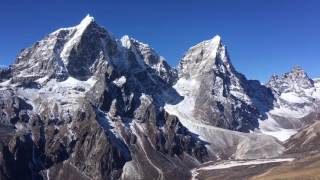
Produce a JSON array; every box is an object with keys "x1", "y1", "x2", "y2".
[{"x1": 1, "y1": 0, "x2": 320, "y2": 82}]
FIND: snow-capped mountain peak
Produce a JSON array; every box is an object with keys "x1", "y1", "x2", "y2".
[
  {"x1": 167, "y1": 35, "x2": 276, "y2": 133},
  {"x1": 208, "y1": 34, "x2": 222, "y2": 49},
  {"x1": 51, "y1": 14, "x2": 95, "y2": 35},
  {"x1": 60, "y1": 14, "x2": 96, "y2": 63},
  {"x1": 11, "y1": 14, "x2": 115, "y2": 82},
  {"x1": 119, "y1": 35, "x2": 177, "y2": 84},
  {"x1": 177, "y1": 35, "x2": 235, "y2": 81},
  {"x1": 267, "y1": 66, "x2": 314, "y2": 95},
  {"x1": 257, "y1": 66, "x2": 320, "y2": 142},
  {"x1": 79, "y1": 14, "x2": 95, "y2": 26},
  {"x1": 120, "y1": 35, "x2": 132, "y2": 48},
  {"x1": 1, "y1": 15, "x2": 320, "y2": 180}
]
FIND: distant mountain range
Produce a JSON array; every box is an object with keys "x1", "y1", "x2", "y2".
[{"x1": 0, "y1": 15, "x2": 319, "y2": 180}]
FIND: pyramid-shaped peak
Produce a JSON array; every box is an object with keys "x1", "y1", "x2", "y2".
[
  {"x1": 291, "y1": 65, "x2": 305, "y2": 74},
  {"x1": 270, "y1": 66, "x2": 311, "y2": 82},
  {"x1": 177, "y1": 34, "x2": 237, "y2": 79},
  {"x1": 50, "y1": 14, "x2": 96, "y2": 35},
  {"x1": 186, "y1": 34, "x2": 223, "y2": 54},
  {"x1": 77, "y1": 14, "x2": 95, "y2": 29},
  {"x1": 284, "y1": 66, "x2": 310, "y2": 80},
  {"x1": 120, "y1": 35, "x2": 132, "y2": 48},
  {"x1": 209, "y1": 35, "x2": 221, "y2": 44},
  {"x1": 80, "y1": 14, "x2": 95, "y2": 24},
  {"x1": 267, "y1": 66, "x2": 314, "y2": 92}
]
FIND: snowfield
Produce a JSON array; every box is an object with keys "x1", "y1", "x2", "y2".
[
  {"x1": 6, "y1": 76, "x2": 98, "y2": 113},
  {"x1": 165, "y1": 77, "x2": 284, "y2": 160},
  {"x1": 257, "y1": 116, "x2": 298, "y2": 142},
  {"x1": 280, "y1": 92, "x2": 306, "y2": 104},
  {"x1": 257, "y1": 127, "x2": 297, "y2": 142}
]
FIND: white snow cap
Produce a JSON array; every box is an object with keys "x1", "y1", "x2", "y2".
[
  {"x1": 210, "y1": 35, "x2": 221, "y2": 44},
  {"x1": 120, "y1": 35, "x2": 132, "y2": 48},
  {"x1": 79, "y1": 14, "x2": 95, "y2": 27},
  {"x1": 60, "y1": 14, "x2": 95, "y2": 64}
]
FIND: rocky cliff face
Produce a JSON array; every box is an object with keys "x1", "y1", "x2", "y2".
[
  {"x1": 120, "y1": 35, "x2": 177, "y2": 85},
  {"x1": 12, "y1": 15, "x2": 119, "y2": 84},
  {"x1": 285, "y1": 121, "x2": 320, "y2": 154},
  {"x1": 0, "y1": 15, "x2": 319, "y2": 180},
  {"x1": 175, "y1": 35, "x2": 275, "y2": 132},
  {"x1": 0, "y1": 15, "x2": 207, "y2": 180}
]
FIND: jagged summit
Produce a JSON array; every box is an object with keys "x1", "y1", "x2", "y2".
[
  {"x1": 211, "y1": 34, "x2": 221, "y2": 41},
  {"x1": 80, "y1": 14, "x2": 95, "y2": 25},
  {"x1": 10, "y1": 14, "x2": 115, "y2": 82},
  {"x1": 256, "y1": 66, "x2": 320, "y2": 141},
  {"x1": 59, "y1": 14, "x2": 98, "y2": 63},
  {"x1": 120, "y1": 35, "x2": 132, "y2": 48},
  {"x1": 167, "y1": 35, "x2": 276, "y2": 132},
  {"x1": 51, "y1": 14, "x2": 96, "y2": 35},
  {"x1": 206, "y1": 35, "x2": 222, "y2": 50},
  {"x1": 270, "y1": 66, "x2": 310, "y2": 81},
  {"x1": 8, "y1": 16, "x2": 177, "y2": 84},
  {"x1": 267, "y1": 66, "x2": 314, "y2": 95},
  {"x1": 177, "y1": 35, "x2": 232, "y2": 79},
  {"x1": 120, "y1": 34, "x2": 177, "y2": 84},
  {"x1": 1, "y1": 15, "x2": 320, "y2": 180}
]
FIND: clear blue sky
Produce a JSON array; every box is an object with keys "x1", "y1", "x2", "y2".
[{"x1": 1, "y1": 0, "x2": 320, "y2": 82}]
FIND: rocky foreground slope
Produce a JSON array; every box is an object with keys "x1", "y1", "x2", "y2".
[
  {"x1": 0, "y1": 15, "x2": 319, "y2": 180},
  {"x1": 192, "y1": 120, "x2": 320, "y2": 180}
]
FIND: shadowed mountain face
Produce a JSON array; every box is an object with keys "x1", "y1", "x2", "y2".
[{"x1": 0, "y1": 15, "x2": 319, "y2": 180}]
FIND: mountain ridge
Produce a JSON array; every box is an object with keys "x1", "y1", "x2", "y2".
[{"x1": 0, "y1": 15, "x2": 319, "y2": 180}]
